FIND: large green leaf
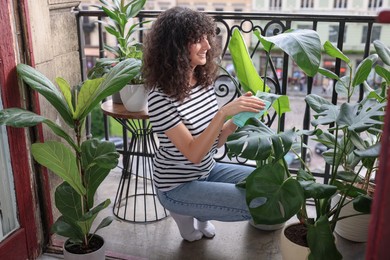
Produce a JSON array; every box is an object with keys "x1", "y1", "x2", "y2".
[
  {"x1": 228, "y1": 29, "x2": 269, "y2": 94},
  {"x1": 77, "y1": 199, "x2": 111, "y2": 236},
  {"x1": 352, "y1": 54, "x2": 377, "y2": 87},
  {"x1": 16, "y1": 64, "x2": 74, "y2": 126},
  {"x1": 337, "y1": 102, "x2": 385, "y2": 133},
  {"x1": 352, "y1": 194, "x2": 372, "y2": 213},
  {"x1": 374, "y1": 40, "x2": 390, "y2": 66},
  {"x1": 0, "y1": 108, "x2": 78, "y2": 151},
  {"x1": 56, "y1": 77, "x2": 75, "y2": 115},
  {"x1": 81, "y1": 139, "x2": 119, "y2": 207},
  {"x1": 31, "y1": 141, "x2": 86, "y2": 196},
  {"x1": 255, "y1": 29, "x2": 321, "y2": 77},
  {"x1": 51, "y1": 216, "x2": 84, "y2": 243},
  {"x1": 246, "y1": 164, "x2": 304, "y2": 225},
  {"x1": 323, "y1": 41, "x2": 350, "y2": 64},
  {"x1": 55, "y1": 182, "x2": 83, "y2": 222},
  {"x1": 307, "y1": 216, "x2": 342, "y2": 260},
  {"x1": 227, "y1": 121, "x2": 295, "y2": 161},
  {"x1": 298, "y1": 181, "x2": 337, "y2": 200},
  {"x1": 74, "y1": 58, "x2": 141, "y2": 120}
]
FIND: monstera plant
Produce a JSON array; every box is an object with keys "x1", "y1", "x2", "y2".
[
  {"x1": 0, "y1": 58, "x2": 141, "y2": 258},
  {"x1": 225, "y1": 28, "x2": 388, "y2": 259}
]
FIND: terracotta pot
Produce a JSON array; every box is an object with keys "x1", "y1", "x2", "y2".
[
  {"x1": 63, "y1": 234, "x2": 105, "y2": 260},
  {"x1": 280, "y1": 223, "x2": 309, "y2": 260},
  {"x1": 119, "y1": 84, "x2": 148, "y2": 112},
  {"x1": 332, "y1": 193, "x2": 370, "y2": 242}
]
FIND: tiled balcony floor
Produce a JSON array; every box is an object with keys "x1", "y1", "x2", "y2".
[{"x1": 40, "y1": 157, "x2": 367, "y2": 260}]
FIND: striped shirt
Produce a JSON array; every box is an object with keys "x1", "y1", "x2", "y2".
[{"x1": 148, "y1": 85, "x2": 219, "y2": 191}]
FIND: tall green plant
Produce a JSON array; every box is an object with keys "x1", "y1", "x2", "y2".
[
  {"x1": 227, "y1": 26, "x2": 389, "y2": 259},
  {"x1": 0, "y1": 58, "x2": 141, "y2": 251},
  {"x1": 89, "y1": 0, "x2": 150, "y2": 83}
]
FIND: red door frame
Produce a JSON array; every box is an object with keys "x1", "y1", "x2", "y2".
[{"x1": 0, "y1": 0, "x2": 52, "y2": 258}]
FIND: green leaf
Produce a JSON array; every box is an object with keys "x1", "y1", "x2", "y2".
[
  {"x1": 94, "y1": 216, "x2": 115, "y2": 234},
  {"x1": 323, "y1": 41, "x2": 350, "y2": 64},
  {"x1": 307, "y1": 216, "x2": 342, "y2": 260},
  {"x1": 81, "y1": 139, "x2": 119, "y2": 207},
  {"x1": 31, "y1": 141, "x2": 86, "y2": 196},
  {"x1": 246, "y1": 164, "x2": 304, "y2": 225},
  {"x1": 226, "y1": 121, "x2": 295, "y2": 161},
  {"x1": 352, "y1": 194, "x2": 372, "y2": 213},
  {"x1": 228, "y1": 29, "x2": 269, "y2": 94},
  {"x1": 299, "y1": 181, "x2": 337, "y2": 200},
  {"x1": 255, "y1": 29, "x2": 321, "y2": 77},
  {"x1": 335, "y1": 76, "x2": 350, "y2": 97},
  {"x1": 352, "y1": 54, "x2": 377, "y2": 87},
  {"x1": 16, "y1": 64, "x2": 74, "y2": 126},
  {"x1": 318, "y1": 67, "x2": 340, "y2": 81},
  {"x1": 337, "y1": 102, "x2": 385, "y2": 133},
  {"x1": 0, "y1": 108, "x2": 78, "y2": 151},
  {"x1": 336, "y1": 171, "x2": 363, "y2": 183},
  {"x1": 354, "y1": 142, "x2": 381, "y2": 158},
  {"x1": 74, "y1": 58, "x2": 141, "y2": 120},
  {"x1": 305, "y1": 94, "x2": 334, "y2": 113},
  {"x1": 51, "y1": 216, "x2": 84, "y2": 243},
  {"x1": 77, "y1": 199, "x2": 111, "y2": 236},
  {"x1": 55, "y1": 182, "x2": 83, "y2": 222},
  {"x1": 375, "y1": 65, "x2": 390, "y2": 85},
  {"x1": 56, "y1": 77, "x2": 75, "y2": 115},
  {"x1": 374, "y1": 40, "x2": 390, "y2": 66}
]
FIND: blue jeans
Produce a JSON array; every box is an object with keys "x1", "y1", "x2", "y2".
[{"x1": 156, "y1": 162, "x2": 255, "y2": 222}]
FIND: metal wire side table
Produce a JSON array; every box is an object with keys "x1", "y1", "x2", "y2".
[{"x1": 101, "y1": 100, "x2": 168, "y2": 223}]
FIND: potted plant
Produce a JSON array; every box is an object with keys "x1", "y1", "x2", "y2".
[
  {"x1": 0, "y1": 58, "x2": 140, "y2": 259},
  {"x1": 225, "y1": 28, "x2": 388, "y2": 259},
  {"x1": 89, "y1": 0, "x2": 150, "y2": 112}
]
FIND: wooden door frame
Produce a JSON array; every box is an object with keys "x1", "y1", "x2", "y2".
[{"x1": 0, "y1": 0, "x2": 53, "y2": 258}]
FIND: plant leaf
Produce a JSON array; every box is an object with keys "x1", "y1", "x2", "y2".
[
  {"x1": 255, "y1": 29, "x2": 321, "y2": 77},
  {"x1": 31, "y1": 141, "x2": 86, "y2": 196},
  {"x1": 16, "y1": 64, "x2": 74, "y2": 126},
  {"x1": 246, "y1": 164, "x2": 304, "y2": 225},
  {"x1": 323, "y1": 41, "x2": 350, "y2": 64},
  {"x1": 56, "y1": 77, "x2": 75, "y2": 115},
  {"x1": 228, "y1": 29, "x2": 269, "y2": 94},
  {"x1": 374, "y1": 40, "x2": 390, "y2": 66},
  {"x1": 307, "y1": 216, "x2": 342, "y2": 260},
  {"x1": 352, "y1": 54, "x2": 377, "y2": 87}
]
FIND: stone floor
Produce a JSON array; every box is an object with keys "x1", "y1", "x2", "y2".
[{"x1": 39, "y1": 159, "x2": 367, "y2": 260}]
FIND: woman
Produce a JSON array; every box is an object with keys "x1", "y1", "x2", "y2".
[{"x1": 143, "y1": 7, "x2": 266, "y2": 242}]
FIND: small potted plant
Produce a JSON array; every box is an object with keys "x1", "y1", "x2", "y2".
[
  {"x1": 89, "y1": 0, "x2": 151, "y2": 112},
  {"x1": 0, "y1": 58, "x2": 140, "y2": 259},
  {"x1": 225, "y1": 28, "x2": 388, "y2": 259}
]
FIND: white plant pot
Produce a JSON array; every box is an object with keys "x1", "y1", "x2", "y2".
[
  {"x1": 332, "y1": 193, "x2": 370, "y2": 242},
  {"x1": 249, "y1": 219, "x2": 285, "y2": 231},
  {"x1": 119, "y1": 84, "x2": 149, "y2": 112},
  {"x1": 63, "y1": 234, "x2": 105, "y2": 260},
  {"x1": 280, "y1": 223, "x2": 310, "y2": 260}
]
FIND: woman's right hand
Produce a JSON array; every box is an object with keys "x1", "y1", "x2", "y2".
[{"x1": 219, "y1": 92, "x2": 266, "y2": 118}]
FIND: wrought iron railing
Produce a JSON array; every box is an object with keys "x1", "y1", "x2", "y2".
[{"x1": 74, "y1": 8, "x2": 384, "y2": 183}]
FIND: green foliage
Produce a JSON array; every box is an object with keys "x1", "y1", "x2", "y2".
[
  {"x1": 225, "y1": 27, "x2": 389, "y2": 259},
  {"x1": 0, "y1": 59, "x2": 140, "y2": 251},
  {"x1": 89, "y1": 0, "x2": 149, "y2": 84}
]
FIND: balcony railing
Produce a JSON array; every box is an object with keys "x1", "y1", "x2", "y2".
[{"x1": 74, "y1": 8, "x2": 384, "y2": 184}]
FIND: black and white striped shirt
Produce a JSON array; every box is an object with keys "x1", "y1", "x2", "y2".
[{"x1": 148, "y1": 85, "x2": 219, "y2": 191}]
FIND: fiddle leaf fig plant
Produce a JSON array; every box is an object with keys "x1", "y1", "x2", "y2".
[{"x1": 0, "y1": 58, "x2": 141, "y2": 252}]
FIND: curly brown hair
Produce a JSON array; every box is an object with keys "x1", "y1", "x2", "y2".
[{"x1": 143, "y1": 7, "x2": 220, "y2": 101}]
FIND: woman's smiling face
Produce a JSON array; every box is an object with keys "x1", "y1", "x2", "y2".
[{"x1": 188, "y1": 35, "x2": 211, "y2": 68}]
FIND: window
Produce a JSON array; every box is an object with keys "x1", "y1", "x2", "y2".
[
  {"x1": 333, "y1": 0, "x2": 347, "y2": 8},
  {"x1": 215, "y1": 7, "x2": 224, "y2": 11},
  {"x1": 368, "y1": 0, "x2": 383, "y2": 10},
  {"x1": 329, "y1": 25, "x2": 347, "y2": 43},
  {"x1": 269, "y1": 0, "x2": 282, "y2": 10},
  {"x1": 361, "y1": 25, "x2": 381, "y2": 43},
  {"x1": 301, "y1": 0, "x2": 313, "y2": 8},
  {"x1": 197, "y1": 7, "x2": 205, "y2": 11}
]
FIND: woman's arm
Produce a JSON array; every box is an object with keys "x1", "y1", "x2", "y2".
[
  {"x1": 217, "y1": 119, "x2": 237, "y2": 148},
  {"x1": 165, "y1": 92, "x2": 265, "y2": 164}
]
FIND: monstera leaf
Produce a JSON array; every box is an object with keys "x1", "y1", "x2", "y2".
[
  {"x1": 227, "y1": 120, "x2": 296, "y2": 161},
  {"x1": 246, "y1": 164, "x2": 304, "y2": 225}
]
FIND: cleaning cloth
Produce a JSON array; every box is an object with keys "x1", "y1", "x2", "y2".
[{"x1": 232, "y1": 98, "x2": 271, "y2": 127}]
